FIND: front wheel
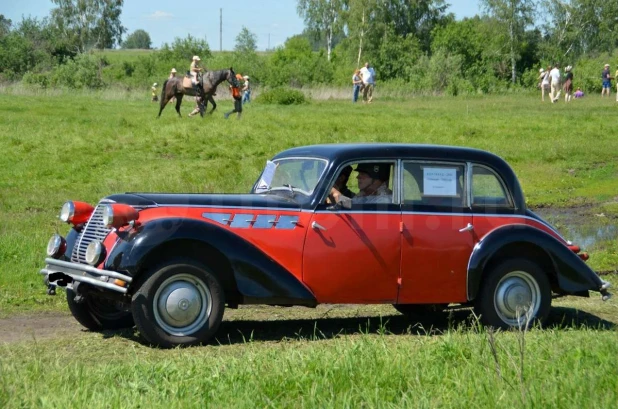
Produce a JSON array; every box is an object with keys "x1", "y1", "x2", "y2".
[
  {"x1": 131, "y1": 259, "x2": 225, "y2": 348},
  {"x1": 474, "y1": 258, "x2": 551, "y2": 329},
  {"x1": 67, "y1": 289, "x2": 134, "y2": 331}
]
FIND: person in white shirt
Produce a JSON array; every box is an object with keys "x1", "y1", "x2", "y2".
[
  {"x1": 242, "y1": 75, "x2": 251, "y2": 104},
  {"x1": 538, "y1": 66, "x2": 550, "y2": 102},
  {"x1": 549, "y1": 64, "x2": 561, "y2": 103},
  {"x1": 359, "y1": 62, "x2": 376, "y2": 103}
]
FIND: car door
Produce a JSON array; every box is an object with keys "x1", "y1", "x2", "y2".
[
  {"x1": 398, "y1": 161, "x2": 474, "y2": 304},
  {"x1": 302, "y1": 161, "x2": 401, "y2": 304},
  {"x1": 469, "y1": 164, "x2": 519, "y2": 237}
]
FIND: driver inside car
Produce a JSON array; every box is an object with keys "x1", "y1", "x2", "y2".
[
  {"x1": 329, "y1": 163, "x2": 392, "y2": 208},
  {"x1": 326, "y1": 165, "x2": 355, "y2": 204}
]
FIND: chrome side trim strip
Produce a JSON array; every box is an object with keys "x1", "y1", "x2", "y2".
[{"x1": 172, "y1": 204, "x2": 307, "y2": 212}]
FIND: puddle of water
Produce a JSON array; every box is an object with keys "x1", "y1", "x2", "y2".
[{"x1": 533, "y1": 207, "x2": 618, "y2": 249}]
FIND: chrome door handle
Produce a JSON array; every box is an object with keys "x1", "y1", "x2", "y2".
[
  {"x1": 311, "y1": 221, "x2": 327, "y2": 231},
  {"x1": 459, "y1": 223, "x2": 474, "y2": 233}
]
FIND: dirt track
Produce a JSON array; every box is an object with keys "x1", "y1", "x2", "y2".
[{"x1": 0, "y1": 312, "x2": 82, "y2": 343}]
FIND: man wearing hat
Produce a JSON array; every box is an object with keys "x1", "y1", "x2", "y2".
[
  {"x1": 242, "y1": 75, "x2": 251, "y2": 104},
  {"x1": 601, "y1": 63, "x2": 611, "y2": 97},
  {"x1": 330, "y1": 163, "x2": 392, "y2": 208},
  {"x1": 190, "y1": 56, "x2": 203, "y2": 91},
  {"x1": 169, "y1": 68, "x2": 177, "y2": 79}
]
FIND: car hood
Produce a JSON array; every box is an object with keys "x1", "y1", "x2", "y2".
[{"x1": 104, "y1": 193, "x2": 302, "y2": 210}]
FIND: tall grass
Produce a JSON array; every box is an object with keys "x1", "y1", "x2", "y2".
[{"x1": 0, "y1": 316, "x2": 617, "y2": 408}]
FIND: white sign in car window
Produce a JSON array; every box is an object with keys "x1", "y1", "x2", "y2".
[
  {"x1": 255, "y1": 160, "x2": 277, "y2": 192},
  {"x1": 423, "y1": 167, "x2": 458, "y2": 196}
]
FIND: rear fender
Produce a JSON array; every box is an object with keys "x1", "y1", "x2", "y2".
[{"x1": 467, "y1": 225, "x2": 604, "y2": 300}]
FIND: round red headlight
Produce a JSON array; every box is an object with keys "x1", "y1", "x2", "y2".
[
  {"x1": 59, "y1": 201, "x2": 94, "y2": 225},
  {"x1": 102, "y1": 204, "x2": 139, "y2": 229}
]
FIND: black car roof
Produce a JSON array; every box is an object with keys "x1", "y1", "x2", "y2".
[
  {"x1": 273, "y1": 143, "x2": 505, "y2": 167},
  {"x1": 273, "y1": 143, "x2": 525, "y2": 210}
]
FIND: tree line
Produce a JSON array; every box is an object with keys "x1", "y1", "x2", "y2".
[{"x1": 1, "y1": 0, "x2": 617, "y2": 94}]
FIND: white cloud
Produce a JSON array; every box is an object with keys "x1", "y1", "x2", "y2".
[{"x1": 147, "y1": 11, "x2": 173, "y2": 20}]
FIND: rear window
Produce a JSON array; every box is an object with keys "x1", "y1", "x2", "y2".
[{"x1": 472, "y1": 165, "x2": 512, "y2": 208}]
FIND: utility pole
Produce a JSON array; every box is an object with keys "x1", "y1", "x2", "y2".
[{"x1": 219, "y1": 8, "x2": 222, "y2": 52}]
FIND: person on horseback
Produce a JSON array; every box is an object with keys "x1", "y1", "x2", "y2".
[{"x1": 190, "y1": 56, "x2": 203, "y2": 93}]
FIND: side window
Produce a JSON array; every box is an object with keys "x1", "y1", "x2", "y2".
[
  {"x1": 327, "y1": 161, "x2": 397, "y2": 207},
  {"x1": 403, "y1": 162, "x2": 465, "y2": 208},
  {"x1": 472, "y1": 165, "x2": 512, "y2": 207}
]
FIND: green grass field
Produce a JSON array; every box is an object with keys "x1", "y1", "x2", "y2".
[{"x1": 0, "y1": 90, "x2": 617, "y2": 408}]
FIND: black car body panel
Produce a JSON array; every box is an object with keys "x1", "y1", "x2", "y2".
[
  {"x1": 105, "y1": 218, "x2": 317, "y2": 306},
  {"x1": 467, "y1": 224, "x2": 604, "y2": 300}
]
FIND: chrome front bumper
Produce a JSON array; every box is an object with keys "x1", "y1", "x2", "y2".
[{"x1": 40, "y1": 258, "x2": 133, "y2": 294}]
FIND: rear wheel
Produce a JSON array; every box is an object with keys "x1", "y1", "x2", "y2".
[
  {"x1": 131, "y1": 259, "x2": 224, "y2": 348},
  {"x1": 66, "y1": 289, "x2": 134, "y2": 331},
  {"x1": 475, "y1": 258, "x2": 551, "y2": 329}
]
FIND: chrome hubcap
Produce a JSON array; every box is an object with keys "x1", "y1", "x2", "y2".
[
  {"x1": 153, "y1": 273, "x2": 212, "y2": 336},
  {"x1": 494, "y1": 270, "x2": 541, "y2": 327}
]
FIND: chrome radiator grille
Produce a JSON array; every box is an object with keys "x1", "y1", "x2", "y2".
[{"x1": 71, "y1": 202, "x2": 113, "y2": 264}]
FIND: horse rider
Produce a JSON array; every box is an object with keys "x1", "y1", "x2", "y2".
[
  {"x1": 168, "y1": 68, "x2": 178, "y2": 105},
  {"x1": 190, "y1": 56, "x2": 203, "y2": 94}
]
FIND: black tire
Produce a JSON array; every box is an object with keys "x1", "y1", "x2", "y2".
[
  {"x1": 474, "y1": 258, "x2": 551, "y2": 329},
  {"x1": 393, "y1": 303, "x2": 447, "y2": 318},
  {"x1": 131, "y1": 258, "x2": 225, "y2": 348},
  {"x1": 66, "y1": 289, "x2": 134, "y2": 331}
]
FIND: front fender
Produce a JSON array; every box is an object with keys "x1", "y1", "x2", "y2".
[
  {"x1": 105, "y1": 218, "x2": 316, "y2": 306},
  {"x1": 467, "y1": 224, "x2": 604, "y2": 300}
]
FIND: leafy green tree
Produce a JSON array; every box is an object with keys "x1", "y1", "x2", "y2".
[
  {"x1": 266, "y1": 36, "x2": 333, "y2": 86},
  {"x1": 375, "y1": 26, "x2": 421, "y2": 80},
  {"x1": 297, "y1": 0, "x2": 346, "y2": 61},
  {"x1": 50, "y1": 0, "x2": 125, "y2": 53},
  {"x1": 234, "y1": 26, "x2": 257, "y2": 53},
  {"x1": 480, "y1": 0, "x2": 536, "y2": 83},
  {"x1": 0, "y1": 16, "x2": 75, "y2": 79},
  {"x1": 342, "y1": 0, "x2": 450, "y2": 71},
  {"x1": 541, "y1": 0, "x2": 618, "y2": 60},
  {"x1": 341, "y1": 0, "x2": 378, "y2": 67},
  {"x1": 432, "y1": 16, "x2": 499, "y2": 79},
  {"x1": 159, "y1": 34, "x2": 212, "y2": 64},
  {"x1": 0, "y1": 14, "x2": 11, "y2": 38},
  {"x1": 122, "y1": 29, "x2": 151, "y2": 49}
]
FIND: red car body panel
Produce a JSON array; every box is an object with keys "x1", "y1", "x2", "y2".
[
  {"x1": 136, "y1": 206, "x2": 311, "y2": 282},
  {"x1": 398, "y1": 213, "x2": 474, "y2": 304},
  {"x1": 303, "y1": 211, "x2": 401, "y2": 303}
]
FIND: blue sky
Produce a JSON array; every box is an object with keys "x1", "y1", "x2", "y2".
[{"x1": 3, "y1": 1, "x2": 481, "y2": 51}]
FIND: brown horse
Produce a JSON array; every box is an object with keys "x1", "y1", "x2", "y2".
[{"x1": 157, "y1": 68, "x2": 237, "y2": 118}]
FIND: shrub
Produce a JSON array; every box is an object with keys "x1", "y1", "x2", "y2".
[
  {"x1": 50, "y1": 54, "x2": 104, "y2": 89},
  {"x1": 256, "y1": 87, "x2": 308, "y2": 105},
  {"x1": 22, "y1": 71, "x2": 50, "y2": 88}
]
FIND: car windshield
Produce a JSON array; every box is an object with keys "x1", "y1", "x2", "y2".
[{"x1": 253, "y1": 157, "x2": 328, "y2": 197}]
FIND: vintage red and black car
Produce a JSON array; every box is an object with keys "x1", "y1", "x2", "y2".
[{"x1": 40, "y1": 144, "x2": 611, "y2": 347}]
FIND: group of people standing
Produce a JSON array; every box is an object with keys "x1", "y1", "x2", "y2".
[
  {"x1": 538, "y1": 63, "x2": 576, "y2": 103},
  {"x1": 539, "y1": 62, "x2": 618, "y2": 103},
  {"x1": 352, "y1": 62, "x2": 376, "y2": 103}
]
